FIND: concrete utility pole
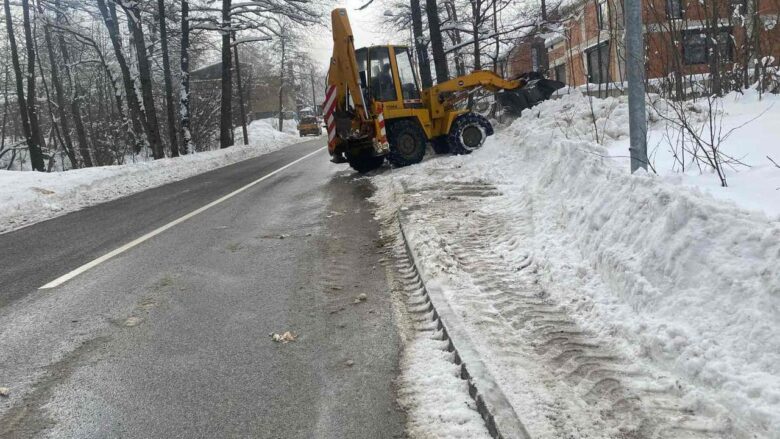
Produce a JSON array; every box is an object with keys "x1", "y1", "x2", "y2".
[{"x1": 624, "y1": 0, "x2": 648, "y2": 172}]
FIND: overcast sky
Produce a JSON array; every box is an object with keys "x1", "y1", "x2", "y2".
[{"x1": 307, "y1": 0, "x2": 396, "y2": 70}]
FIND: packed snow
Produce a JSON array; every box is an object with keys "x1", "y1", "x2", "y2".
[
  {"x1": 0, "y1": 119, "x2": 307, "y2": 234},
  {"x1": 372, "y1": 90, "x2": 780, "y2": 438},
  {"x1": 397, "y1": 335, "x2": 492, "y2": 439}
]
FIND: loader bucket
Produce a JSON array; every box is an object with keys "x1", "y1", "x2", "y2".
[{"x1": 497, "y1": 78, "x2": 565, "y2": 117}]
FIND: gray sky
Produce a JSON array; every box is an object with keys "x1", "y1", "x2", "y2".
[{"x1": 307, "y1": 0, "x2": 395, "y2": 70}]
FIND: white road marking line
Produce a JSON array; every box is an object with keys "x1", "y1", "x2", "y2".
[{"x1": 39, "y1": 147, "x2": 326, "y2": 290}]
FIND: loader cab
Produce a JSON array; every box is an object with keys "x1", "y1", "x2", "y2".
[{"x1": 355, "y1": 45, "x2": 422, "y2": 112}]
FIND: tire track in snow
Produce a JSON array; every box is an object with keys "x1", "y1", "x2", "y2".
[{"x1": 395, "y1": 179, "x2": 741, "y2": 439}]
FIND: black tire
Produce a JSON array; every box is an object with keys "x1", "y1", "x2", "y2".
[
  {"x1": 345, "y1": 151, "x2": 384, "y2": 173},
  {"x1": 431, "y1": 136, "x2": 451, "y2": 154},
  {"x1": 448, "y1": 113, "x2": 494, "y2": 155},
  {"x1": 387, "y1": 119, "x2": 427, "y2": 167}
]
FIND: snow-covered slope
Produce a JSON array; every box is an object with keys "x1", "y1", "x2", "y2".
[
  {"x1": 372, "y1": 91, "x2": 780, "y2": 437},
  {"x1": 0, "y1": 119, "x2": 307, "y2": 234}
]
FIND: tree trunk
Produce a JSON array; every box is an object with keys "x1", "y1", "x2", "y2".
[
  {"x1": 125, "y1": 4, "x2": 165, "y2": 159},
  {"x1": 1, "y1": 64, "x2": 9, "y2": 160},
  {"x1": 180, "y1": 0, "x2": 193, "y2": 154},
  {"x1": 96, "y1": 0, "x2": 147, "y2": 154},
  {"x1": 4, "y1": 0, "x2": 44, "y2": 171},
  {"x1": 444, "y1": 0, "x2": 466, "y2": 76},
  {"x1": 471, "y1": 0, "x2": 482, "y2": 70},
  {"x1": 425, "y1": 0, "x2": 450, "y2": 83},
  {"x1": 55, "y1": 2, "x2": 94, "y2": 167},
  {"x1": 39, "y1": 1, "x2": 79, "y2": 168},
  {"x1": 233, "y1": 34, "x2": 249, "y2": 145},
  {"x1": 411, "y1": 0, "x2": 433, "y2": 88},
  {"x1": 493, "y1": 0, "x2": 499, "y2": 72},
  {"x1": 34, "y1": 31, "x2": 66, "y2": 170},
  {"x1": 278, "y1": 37, "x2": 287, "y2": 133},
  {"x1": 220, "y1": 0, "x2": 234, "y2": 148},
  {"x1": 22, "y1": 0, "x2": 47, "y2": 169},
  {"x1": 157, "y1": 0, "x2": 179, "y2": 157}
]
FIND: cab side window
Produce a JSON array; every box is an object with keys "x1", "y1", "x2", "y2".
[{"x1": 394, "y1": 47, "x2": 421, "y2": 100}]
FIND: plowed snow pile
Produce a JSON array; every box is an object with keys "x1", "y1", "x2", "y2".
[
  {"x1": 373, "y1": 90, "x2": 780, "y2": 437},
  {"x1": 0, "y1": 118, "x2": 305, "y2": 233}
]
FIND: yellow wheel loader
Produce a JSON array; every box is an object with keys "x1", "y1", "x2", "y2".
[{"x1": 323, "y1": 9, "x2": 564, "y2": 173}]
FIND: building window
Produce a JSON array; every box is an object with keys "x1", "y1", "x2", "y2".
[
  {"x1": 715, "y1": 31, "x2": 734, "y2": 62},
  {"x1": 555, "y1": 64, "x2": 567, "y2": 84},
  {"x1": 683, "y1": 32, "x2": 706, "y2": 64},
  {"x1": 682, "y1": 29, "x2": 733, "y2": 65},
  {"x1": 597, "y1": 1, "x2": 608, "y2": 29},
  {"x1": 666, "y1": 0, "x2": 683, "y2": 19},
  {"x1": 586, "y1": 42, "x2": 610, "y2": 84}
]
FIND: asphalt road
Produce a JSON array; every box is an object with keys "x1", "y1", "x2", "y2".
[{"x1": 0, "y1": 138, "x2": 407, "y2": 438}]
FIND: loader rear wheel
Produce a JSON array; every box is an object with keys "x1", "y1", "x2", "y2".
[
  {"x1": 346, "y1": 151, "x2": 384, "y2": 173},
  {"x1": 387, "y1": 120, "x2": 427, "y2": 167},
  {"x1": 448, "y1": 113, "x2": 494, "y2": 155}
]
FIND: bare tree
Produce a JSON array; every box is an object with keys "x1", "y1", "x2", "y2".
[
  {"x1": 96, "y1": 0, "x2": 148, "y2": 154},
  {"x1": 425, "y1": 0, "x2": 450, "y2": 82},
  {"x1": 122, "y1": 1, "x2": 164, "y2": 159},
  {"x1": 410, "y1": 0, "x2": 434, "y2": 87},
  {"x1": 158, "y1": 0, "x2": 180, "y2": 157},
  {"x1": 220, "y1": 0, "x2": 234, "y2": 149},
  {"x1": 38, "y1": 0, "x2": 79, "y2": 168},
  {"x1": 4, "y1": 0, "x2": 45, "y2": 171},
  {"x1": 180, "y1": 0, "x2": 194, "y2": 154}
]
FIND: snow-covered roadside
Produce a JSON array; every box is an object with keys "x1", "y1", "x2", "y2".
[
  {"x1": 397, "y1": 335, "x2": 492, "y2": 439},
  {"x1": 381, "y1": 221, "x2": 493, "y2": 438},
  {"x1": 372, "y1": 92, "x2": 780, "y2": 437},
  {"x1": 0, "y1": 119, "x2": 307, "y2": 234}
]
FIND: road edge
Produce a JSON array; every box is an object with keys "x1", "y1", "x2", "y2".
[{"x1": 396, "y1": 211, "x2": 531, "y2": 439}]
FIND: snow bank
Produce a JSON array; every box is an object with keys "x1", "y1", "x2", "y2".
[
  {"x1": 0, "y1": 118, "x2": 303, "y2": 234},
  {"x1": 532, "y1": 89, "x2": 780, "y2": 218},
  {"x1": 373, "y1": 91, "x2": 780, "y2": 435},
  {"x1": 247, "y1": 117, "x2": 300, "y2": 139}
]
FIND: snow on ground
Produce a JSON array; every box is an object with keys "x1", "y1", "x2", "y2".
[
  {"x1": 0, "y1": 118, "x2": 307, "y2": 234},
  {"x1": 372, "y1": 91, "x2": 780, "y2": 438},
  {"x1": 397, "y1": 335, "x2": 492, "y2": 439},
  {"x1": 546, "y1": 88, "x2": 780, "y2": 218}
]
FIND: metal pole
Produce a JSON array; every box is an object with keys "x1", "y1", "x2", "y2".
[{"x1": 624, "y1": 0, "x2": 647, "y2": 172}]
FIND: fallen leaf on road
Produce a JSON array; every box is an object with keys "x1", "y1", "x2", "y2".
[
  {"x1": 31, "y1": 187, "x2": 55, "y2": 195},
  {"x1": 345, "y1": 360, "x2": 354, "y2": 367},
  {"x1": 270, "y1": 331, "x2": 297, "y2": 343},
  {"x1": 0, "y1": 387, "x2": 9, "y2": 397},
  {"x1": 352, "y1": 293, "x2": 368, "y2": 304}
]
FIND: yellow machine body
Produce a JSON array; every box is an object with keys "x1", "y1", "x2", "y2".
[{"x1": 324, "y1": 8, "x2": 561, "y2": 171}]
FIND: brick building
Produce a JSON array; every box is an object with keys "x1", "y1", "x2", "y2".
[{"x1": 506, "y1": 0, "x2": 780, "y2": 92}]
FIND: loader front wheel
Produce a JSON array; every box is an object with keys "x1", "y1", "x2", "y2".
[
  {"x1": 346, "y1": 151, "x2": 384, "y2": 173},
  {"x1": 448, "y1": 113, "x2": 494, "y2": 155},
  {"x1": 387, "y1": 120, "x2": 427, "y2": 167}
]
